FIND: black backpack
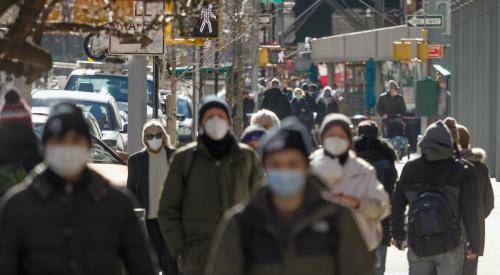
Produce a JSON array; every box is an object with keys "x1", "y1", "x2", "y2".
[{"x1": 406, "y1": 168, "x2": 461, "y2": 257}]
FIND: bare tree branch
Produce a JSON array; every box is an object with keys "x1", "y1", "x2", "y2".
[
  {"x1": 0, "y1": 0, "x2": 18, "y2": 20},
  {"x1": 6, "y1": 0, "x2": 44, "y2": 41},
  {"x1": 34, "y1": 0, "x2": 63, "y2": 45}
]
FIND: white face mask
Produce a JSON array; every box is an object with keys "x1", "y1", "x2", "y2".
[
  {"x1": 147, "y1": 137, "x2": 163, "y2": 151},
  {"x1": 323, "y1": 137, "x2": 350, "y2": 156},
  {"x1": 44, "y1": 145, "x2": 89, "y2": 179},
  {"x1": 204, "y1": 117, "x2": 229, "y2": 140}
]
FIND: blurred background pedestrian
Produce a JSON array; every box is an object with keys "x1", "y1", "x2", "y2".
[
  {"x1": 127, "y1": 119, "x2": 177, "y2": 275},
  {"x1": 0, "y1": 103, "x2": 156, "y2": 275},
  {"x1": 0, "y1": 89, "x2": 41, "y2": 196}
]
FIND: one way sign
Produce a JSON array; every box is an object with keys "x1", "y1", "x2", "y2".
[
  {"x1": 406, "y1": 15, "x2": 443, "y2": 28},
  {"x1": 109, "y1": 1, "x2": 165, "y2": 55}
]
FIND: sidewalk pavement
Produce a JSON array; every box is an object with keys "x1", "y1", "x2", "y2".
[{"x1": 385, "y1": 158, "x2": 500, "y2": 274}]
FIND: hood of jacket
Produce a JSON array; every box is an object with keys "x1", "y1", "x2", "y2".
[
  {"x1": 460, "y1": 148, "x2": 486, "y2": 163},
  {"x1": 419, "y1": 121, "x2": 455, "y2": 161}
]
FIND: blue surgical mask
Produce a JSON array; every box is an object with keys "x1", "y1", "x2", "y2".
[{"x1": 266, "y1": 169, "x2": 306, "y2": 198}]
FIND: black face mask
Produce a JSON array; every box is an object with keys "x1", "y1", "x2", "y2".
[{"x1": 200, "y1": 133, "x2": 237, "y2": 159}]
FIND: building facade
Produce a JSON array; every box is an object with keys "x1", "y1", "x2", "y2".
[{"x1": 451, "y1": 0, "x2": 500, "y2": 178}]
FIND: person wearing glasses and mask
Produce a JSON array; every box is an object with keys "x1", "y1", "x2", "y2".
[
  {"x1": 158, "y1": 96, "x2": 264, "y2": 275},
  {"x1": 310, "y1": 114, "x2": 390, "y2": 255},
  {"x1": 206, "y1": 117, "x2": 374, "y2": 275},
  {"x1": 127, "y1": 119, "x2": 177, "y2": 275},
  {"x1": 0, "y1": 103, "x2": 156, "y2": 275}
]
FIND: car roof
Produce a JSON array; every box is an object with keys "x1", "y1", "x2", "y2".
[
  {"x1": 69, "y1": 69, "x2": 153, "y2": 80},
  {"x1": 32, "y1": 89, "x2": 113, "y2": 104}
]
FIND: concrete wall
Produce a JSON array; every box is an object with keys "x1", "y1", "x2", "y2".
[{"x1": 451, "y1": 0, "x2": 500, "y2": 179}]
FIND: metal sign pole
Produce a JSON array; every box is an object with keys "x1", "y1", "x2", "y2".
[
  {"x1": 192, "y1": 47, "x2": 201, "y2": 140},
  {"x1": 152, "y1": 56, "x2": 160, "y2": 119}
]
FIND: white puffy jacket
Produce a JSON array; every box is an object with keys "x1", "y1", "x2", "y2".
[{"x1": 310, "y1": 149, "x2": 390, "y2": 251}]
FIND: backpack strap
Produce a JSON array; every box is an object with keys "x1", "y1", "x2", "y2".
[{"x1": 182, "y1": 148, "x2": 197, "y2": 184}]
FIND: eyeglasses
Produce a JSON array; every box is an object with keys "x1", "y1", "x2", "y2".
[{"x1": 145, "y1": 133, "x2": 163, "y2": 140}]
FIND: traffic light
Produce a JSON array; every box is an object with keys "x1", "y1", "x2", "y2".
[
  {"x1": 175, "y1": 0, "x2": 220, "y2": 39},
  {"x1": 417, "y1": 42, "x2": 429, "y2": 63},
  {"x1": 259, "y1": 48, "x2": 269, "y2": 67},
  {"x1": 393, "y1": 41, "x2": 412, "y2": 61},
  {"x1": 269, "y1": 49, "x2": 286, "y2": 64}
]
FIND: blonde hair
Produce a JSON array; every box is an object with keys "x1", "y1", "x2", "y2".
[{"x1": 142, "y1": 119, "x2": 172, "y2": 148}]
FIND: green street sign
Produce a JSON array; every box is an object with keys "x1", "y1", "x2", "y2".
[{"x1": 260, "y1": 0, "x2": 284, "y2": 3}]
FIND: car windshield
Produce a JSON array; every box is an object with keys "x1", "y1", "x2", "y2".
[
  {"x1": 33, "y1": 127, "x2": 121, "y2": 165},
  {"x1": 32, "y1": 98, "x2": 116, "y2": 131},
  {"x1": 65, "y1": 74, "x2": 154, "y2": 105},
  {"x1": 177, "y1": 99, "x2": 192, "y2": 118}
]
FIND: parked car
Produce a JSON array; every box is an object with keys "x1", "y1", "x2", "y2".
[
  {"x1": 33, "y1": 127, "x2": 128, "y2": 191},
  {"x1": 31, "y1": 89, "x2": 127, "y2": 152},
  {"x1": 32, "y1": 107, "x2": 103, "y2": 141},
  {"x1": 63, "y1": 62, "x2": 158, "y2": 118}
]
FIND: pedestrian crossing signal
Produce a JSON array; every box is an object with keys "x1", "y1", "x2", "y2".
[
  {"x1": 393, "y1": 41, "x2": 412, "y2": 61},
  {"x1": 175, "y1": 0, "x2": 220, "y2": 39}
]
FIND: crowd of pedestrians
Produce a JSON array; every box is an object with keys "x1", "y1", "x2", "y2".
[{"x1": 0, "y1": 81, "x2": 495, "y2": 275}]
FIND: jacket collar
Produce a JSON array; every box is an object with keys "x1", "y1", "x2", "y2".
[
  {"x1": 196, "y1": 137, "x2": 241, "y2": 161},
  {"x1": 460, "y1": 148, "x2": 486, "y2": 163},
  {"x1": 30, "y1": 164, "x2": 110, "y2": 202}
]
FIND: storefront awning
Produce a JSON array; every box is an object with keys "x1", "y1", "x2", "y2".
[
  {"x1": 310, "y1": 25, "x2": 423, "y2": 62},
  {"x1": 433, "y1": 64, "x2": 451, "y2": 77}
]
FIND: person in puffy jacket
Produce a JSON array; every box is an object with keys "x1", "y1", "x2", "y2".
[
  {"x1": 392, "y1": 120, "x2": 481, "y2": 275},
  {"x1": 158, "y1": 96, "x2": 264, "y2": 275},
  {"x1": 291, "y1": 88, "x2": 314, "y2": 130},
  {"x1": 354, "y1": 120, "x2": 398, "y2": 275},
  {"x1": 207, "y1": 117, "x2": 375, "y2": 275},
  {"x1": 0, "y1": 103, "x2": 156, "y2": 275},
  {"x1": 443, "y1": 118, "x2": 494, "y2": 275},
  {"x1": 310, "y1": 114, "x2": 390, "y2": 252},
  {"x1": 0, "y1": 90, "x2": 42, "y2": 196},
  {"x1": 260, "y1": 79, "x2": 292, "y2": 120}
]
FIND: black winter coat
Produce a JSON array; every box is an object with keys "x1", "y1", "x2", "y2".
[
  {"x1": 127, "y1": 147, "x2": 175, "y2": 215},
  {"x1": 316, "y1": 97, "x2": 339, "y2": 125},
  {"x1": 291, "y1": 98, "x2": 314, "y2": 129},
  {"x1": 391, "y1": 157, "x2": 482, "y2": 254},
  {"x1": 354, "y1": 137, "x2": 398, "y2": 246},
  {"x1": 260, "y1": 88, "x2": 293, "y2": 120},
  {"x1": 0, "y1": 166, "x2": 156, "y2": 275},
  {"x1": 0, "y1": 127, "x2": 42, "y2": 196},
  {"x1": 376, "y1": 93, "x2": 406, "y2": 119},
  {"x1": 460, "y1": 149, "x2": 495, "y2": 255}
]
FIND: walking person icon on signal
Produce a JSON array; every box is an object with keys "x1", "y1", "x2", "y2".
[{"x1": 200, "y1": 4, "x2": 217, "y2": 34}]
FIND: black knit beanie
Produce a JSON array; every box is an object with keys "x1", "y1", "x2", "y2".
[
  {"x1": 43, "y1": 103, "x2": 91, "y2": 146},
  {"x1": 199, "y1": 96, "x2": 231, "y2": 125}
]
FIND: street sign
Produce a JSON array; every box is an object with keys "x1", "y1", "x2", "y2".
[
  {"x1": 428, "y1": 44, "x2": 444, "y2": 59},
  {"x1": 406, "y1": 15, "x2": 444, "y2": 28},
  {"x1": 108, "y1": 1, "x2": 165, "y2": 55},
  {"x1": 259, "y1": 14, "x2": 272, "y2": 26}
]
